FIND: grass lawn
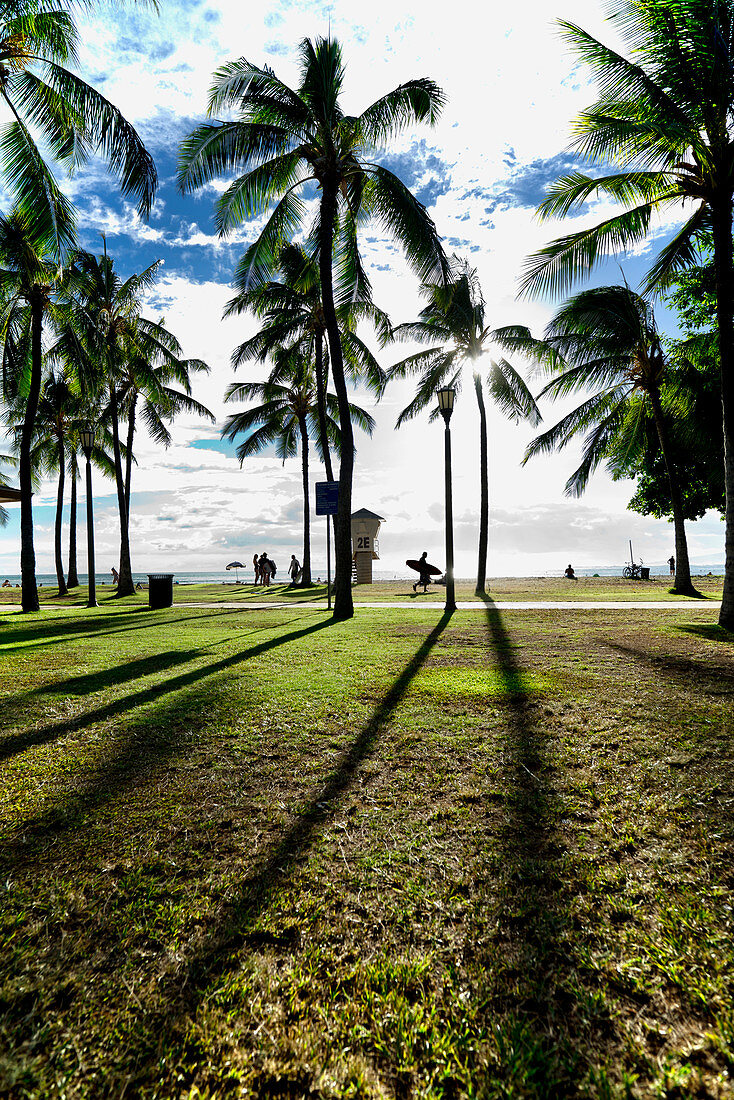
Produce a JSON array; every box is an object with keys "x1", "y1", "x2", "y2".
[
  {"x1": 0, "y1": 573, "x2": 725, "y2": 607},
  {"x1": 0, "y1": 601, "x2": 732, "y2": 1097}
]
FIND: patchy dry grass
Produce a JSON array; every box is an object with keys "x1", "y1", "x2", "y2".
[{"x1": 0, "y1": 601, "x2": 732, "y2": 1097}]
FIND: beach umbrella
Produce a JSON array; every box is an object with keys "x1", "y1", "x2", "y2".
[{"x1": 226, "y1": 560, "x2": 245, "y2": 582}]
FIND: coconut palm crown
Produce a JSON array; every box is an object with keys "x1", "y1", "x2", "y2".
[
  {"x1": 0, "y1": 0, "x2": 157, "y2": 253},
  {"x1": 390, "y1": 257, "x2": 541, "y2": 594},
  {"x1": 178, "y1": 36, "x2": 447, "y2": 620},
  {"x1": 519, "y1": 0, "x2": 734, "y2": 624},
  {"x1": 509, "y1": 285, "x2": 697, "y2": 594}
]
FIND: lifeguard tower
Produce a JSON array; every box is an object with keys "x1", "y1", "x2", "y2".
[{"x1": 351, "y1": 508, "x2": 384, "y2": 584}]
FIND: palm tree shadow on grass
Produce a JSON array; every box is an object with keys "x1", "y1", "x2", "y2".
[
  {"x1": 478, "y1": 595, "x2": 586, "y2": 1093},
  {"x1": 0, "y1": 616, "x2": 335, "y2": 869},
  {"x1": 141, "y1": 611, "x2": 454, "y2": 1050},
  {"x1": 0, "y1": 606, "x2": 238, "y2": 651}
]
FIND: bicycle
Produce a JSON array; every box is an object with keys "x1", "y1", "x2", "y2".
[{"x1": 622, "y1": 559, "x2": 643, "y2": 580}]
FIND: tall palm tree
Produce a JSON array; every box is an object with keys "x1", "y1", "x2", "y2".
[
  {"x1": 0, "y1": 208, "x2": 66, "y2": 611},
  {"x1": 30, "y1": 369, "x2": 78, "y2": 595},
  {"x1": 515, "y1": 285, "x2": 697, "y2": 594},
  {"x1": 519, "y1": 0, "x2": 734, "y2": 626},
  {"x1": 222, "y1": 347, "x2": 375, "y2": 587},
  {"x1": 225, "y1": 243, "x2": 389, "y2": 491},
  {"x1": 179, "y1": 36, "x2": 447, "y2": 620},
  {"x1": 116, "y1": 333, "x2": 213, "y2": 520},
  {"x1": 0, "y1": 0, "x2": 157, "y2": 252},
  {"x1": 390, "y1": 258, "x2": 541, "y2": 594}
]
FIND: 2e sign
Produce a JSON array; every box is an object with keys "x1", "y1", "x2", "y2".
[{"x1": 356, "y1": 536, "x2": 371, "y2": 550}]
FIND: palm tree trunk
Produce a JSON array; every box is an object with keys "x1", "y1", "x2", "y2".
[
  {"x1": 320, "y1": 180, "x2": 353, "y2": 621},
  {"x1": 299, "y1": 415, "x2": 312, "y2": 585},
  {"x1": 648, "y1": 388, "x2": 695, "y2": 596},
  {"x1": 314, "y1": 330, "x2": 338, "y2": 549},
  {"x1": 124, "y1": 393, "x2": 136, "y2": 520},
  {"x1": 713, "y1": 195, "x2": 734, "y2": 628},
  {"x1": 109, "y1": 382, "x2": 134, "y2": 597},
  {"x1": 67, "y1": 451, "x2": 79, "y2": 587},
  {"x1": 19, "y1": 295, "x2": 43, "y2": 613},
  {"x1": 315, "y1": 330, "x2": 335, "y2": 482},
  {"x1": 54, "y1": 434, "x2": 68, "y2": 596},
  {"x1": 474, "y1": 371, "x2": 490, "y2": 595}
]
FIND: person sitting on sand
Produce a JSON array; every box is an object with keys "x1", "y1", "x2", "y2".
[
  {"x1": 413, "y1": 551, "x2": 433, "y2": 593},
  {"x1": 564, "y1": 563, "x2": 577, "y2": 580},
  {"x1": 1, "y1": 579, "x2": 10, "y2": 587}
]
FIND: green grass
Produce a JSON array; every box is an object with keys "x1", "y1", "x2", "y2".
[
  {"x1": 0, "y1": 573, "x2": 724, "y2": 608},
  {"x1": 0, "y1": 602, "x2": 732, "y2": 1097}
]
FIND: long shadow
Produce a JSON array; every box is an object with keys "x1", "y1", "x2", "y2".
[
  {"x1": 0, "y1": 649, "x2": 204, "y2": 749},
  {"x1": 141, "y1": 611, "x2": 454, "y2": 1046},
  {"x1": 0, "y1": 605, "x2": 256, "y2": 652},
  {"x1": 0, "y1": 615, "x2": 334, "y2": 862},
  {"x1": 478, "y1": 595, "x2": 581, "y2": 1091},
  {"x1": 606, "y1": 639, "x2": 734, "y2": 695}
]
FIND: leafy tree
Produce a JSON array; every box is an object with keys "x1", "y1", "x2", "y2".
[
  {"x1": 0, "y1": 0, "x2": 157, "y2": 252},
  {"x1": 179, "y1": 36, "x2": 447, "y2": 620},
  {"x1": 519, "y1": 0, "x2": 734, "y2": 624},
  {"x1": 0, "y1": 208, "x2": 66, "y2": 611},
  {"x1": 225, "y1": 243, "x2": 389, "y2": 490},
  {"x1": 222, "y1": 347, "x2": 375, "y2": 586},
  {"x1": 390, "y1": 257, "x2": 540, "y2": 594},
  {"x1": 516, "y1": 285, "x2": 697, "y2": 594}
]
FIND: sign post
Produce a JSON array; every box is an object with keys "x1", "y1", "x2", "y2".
[{"x1": 315, "y1": 481, "x2": 339, "y2": 611}]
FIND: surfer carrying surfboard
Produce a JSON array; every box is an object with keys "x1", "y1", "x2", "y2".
[{"x1": 408, "y1": 551, "x2": 439, "y2": 593}]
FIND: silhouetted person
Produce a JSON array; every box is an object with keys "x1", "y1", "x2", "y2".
[
  {"x1": 564, "y1": 563, "x2": 576, "y2": 580},
  {"x1": 413, "y1": 551, "x2": 433, "y2": 593},
  {"x1": 668, "y1": 555, "x2": 675, "y2": 576}
]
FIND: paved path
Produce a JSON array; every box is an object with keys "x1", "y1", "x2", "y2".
[{"x1": 167, "y1": 599, "x2": 720, "y2": 611}]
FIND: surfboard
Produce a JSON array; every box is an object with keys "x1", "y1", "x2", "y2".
[{"x1": 406, "y1": 559, "x2": 442, "y2": 576}]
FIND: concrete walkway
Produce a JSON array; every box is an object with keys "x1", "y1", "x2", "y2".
[{"x1": 168, "y1": 599, "x2": 720, "y2": 611}]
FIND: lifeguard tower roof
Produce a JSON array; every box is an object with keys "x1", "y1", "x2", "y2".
[
  {"x1": 351, "y1": 507, "x2": 384, "y2": 521},
  {"x1": 0, "y1": 486, "x2": 21, "y2": 504}
]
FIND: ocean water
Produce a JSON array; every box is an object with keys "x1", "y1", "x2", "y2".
[{"x1": 0, "y1": 563, "x2": 725, "y2": 587}]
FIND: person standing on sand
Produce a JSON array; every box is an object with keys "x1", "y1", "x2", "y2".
[
  {"x1": 668, "y1": 555, "x2": 675, "y2": 576},
  {"x1": 253, "y1": 554, "x2": 260, "y2": 585},
  {"x1": 288, "y1": 555, "x2": 301, "y2": 584},
  {"x1": 111, "y1": 566, "x2": 119, "y2": 585},
  {"x1": 259, "y1": 553, "x2": 271, "y2": 586}
]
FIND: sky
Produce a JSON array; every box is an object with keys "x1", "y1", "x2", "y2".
[{"x1": 0, "y1": 0, "x2": 726, "y2": 579}]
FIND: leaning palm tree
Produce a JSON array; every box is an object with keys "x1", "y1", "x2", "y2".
[
  {"x1": 30, "y1": 370, "x2": 78, "y2": 596},
  {"x1": 0, "y1": 208, "x2": 67, "y2": 612},
  {"x1": 226, "y1": 242, "x2": 389, "y2": 490},
  {"x1": 514, "y1": 285, "x2": 697, "y2": 594},
  {"x1": 0, "y1": 0, "x2": 157, "y2": 253},
  {"x1": 390, "y1": 257, "x2": 541, "y2": 594},
  {"x1": 519, "y1": 0, "x2": 734, "y2": 626},
  {"x1": 222, "y1": 347, "x2": 375, "y2": 587},
  {"x1": 179, "y1": 36, "x2": 447, "y2": 620}
]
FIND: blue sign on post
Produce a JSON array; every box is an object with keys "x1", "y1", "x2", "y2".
[{"x1": 315, "y1": 480, "x2": 339, "y2": 516}]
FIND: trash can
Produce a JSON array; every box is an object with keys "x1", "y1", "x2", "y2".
[
  {"x1": 640, "y1": 566, "x2": 650, "y2": 580},
  {"x1": 148, "y1": 573, "x2": 174, "y2": 609}
]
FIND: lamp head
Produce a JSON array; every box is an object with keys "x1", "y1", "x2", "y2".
[
  {"x1": 436, "y1": 386, "x2": 456, "y2": 423},
  {"x1": 80, "y1": 426, "x2": 95, "y2": 457}
]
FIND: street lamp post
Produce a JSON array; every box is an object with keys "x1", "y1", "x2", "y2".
[
  {"x1": 437, "y1": 387, "x2": 456, "y2": 612},
  {"x1": 80, "y1": 426, "x2": 97, "y2": 608}
]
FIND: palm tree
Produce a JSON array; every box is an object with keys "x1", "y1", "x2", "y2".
[
  {"x1": 222, "y1": 347, "x2": 375, "y2": 586},
  {"x1": 30, "y1": 370, "x2": 78, "y2": 595},
  {"x1": 59, "y1": 249, "x2": 210, "y2": 596},
  {"x1": 519, "y1": 0, "x2": 734, "y2": 625},
  {"x1": 178, "y1": 36, "x2": 447, "y2": 620},
  {"x1": 0, "y1": 208, "x2": 66, "y2": 611},
  {"x1": 390, "y1": 258, "x2": 541, "y2": 594},
  {"x1": 225, "y1": 243, "x2": 389, "y2": 491},
  {"x1": 115, "y1": 331, "x2": 213, "y2": 521},
  {"x1": 0, "y1": 0, "x2": 157, "y2": 253},
  {"x1": 515, "y1": 285, "x2": 697, "y2": 594}
]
